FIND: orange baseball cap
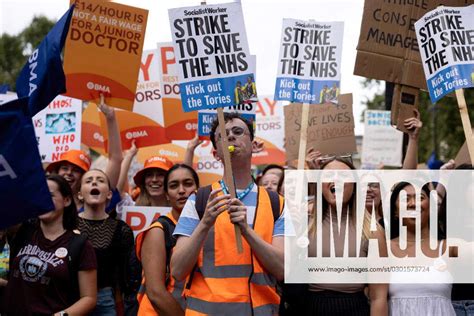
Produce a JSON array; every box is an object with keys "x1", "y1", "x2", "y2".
[
  {"x1": 133, "y1": 155, "x2": 174, "y2": 186},
  {"x1": 46, "y1": 150, "x2": 91, "y2": 174}
]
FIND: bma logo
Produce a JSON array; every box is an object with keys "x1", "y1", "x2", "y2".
[
  {"x1": 126, "y1": 130, "x2": 148, "y2": 140},
  {"x1": 185, "y1": 123, "x2": 198, "y2": 131},
  {"x1": 93, "y1": 132, "x2": 104, "y2": 143},
  {"x1": 86, "y1": 81, "x2": 111, "y2": 93}
]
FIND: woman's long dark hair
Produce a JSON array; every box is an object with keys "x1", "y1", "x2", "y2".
[
  {"x1": 389, "y1": 181, "x2": 445, "y2": 240},
  {"x1": 47, "y1": 174, "x2": 78, "y2": 230}
]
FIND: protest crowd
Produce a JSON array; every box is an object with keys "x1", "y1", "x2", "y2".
[{"x1": 1, "y1": 1, "x2": 474, "y2": 316}]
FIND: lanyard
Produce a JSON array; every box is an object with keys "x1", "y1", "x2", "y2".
[{"x1": 219, "y1": 180, "x2": 254, "y2": 201}]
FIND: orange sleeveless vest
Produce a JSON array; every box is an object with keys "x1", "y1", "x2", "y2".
[
  {"x1": 135, "y1": 213, "x2": 185, "y2": 315},
  {"x1": 183, "y1": 182, "x2": 283, "y2": 315}
]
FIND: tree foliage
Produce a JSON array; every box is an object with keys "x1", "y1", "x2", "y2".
[
  {"x1": 0, "y1": 16, "x2": 55, "y2": 90},
  {"x1": 362, "y1": 80, "x2": 474, "y2": 163}
]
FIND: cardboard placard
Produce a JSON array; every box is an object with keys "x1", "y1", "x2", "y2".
[
  {"x1": 354, "y1": 0, "x2": 469, "y2": 89},
  {"x1": 64, "y1": 0, "x2": 148, "y2": 110},
  {"x1": 252, "y1": 97, "x2": 286, "y2": 165},
  {"x1": 455, "y1": 128, "x2": 474, "y2": 166},
  {"x1": 391, "y1": 84, "x2": 420, "y2": 133},
  {"x1": 275, "y1": 19, "x2": 344, "y2": 104},
  {"x1": 157, "y1": 43, "x2": 198, "y2": 139},
  {"x1": 121, "y1": 206, "x2": 171, "y2": 237},
  {"x1": 415, "y1": 5, "x2": 474, "y2": 103},
  {"x1": 284, "y1": 94, "x2": 356, "y2": 161},
  {"x1": 362, "y1": 110, "x2": 403, "y2": 167},
  {"x1": 33, "y1": 95, "x2": 83, "y2": 162},
  {"x1": 168, "y1": 3, "x2": 255, "y2": 112}
]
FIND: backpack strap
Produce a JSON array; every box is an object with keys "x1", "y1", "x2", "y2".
[
  {"x1": 67, "y1": 232, "x2": 88, "y2": 301},
  {"x1": 153, "y1": 216, "x2": 177, "y2": 286},
  {"x1": 195, "y1": 185, "x2": 212, "y2": 220},
  {"x1": 265, "y1": 188, "x2": 283, "y2": 222}
]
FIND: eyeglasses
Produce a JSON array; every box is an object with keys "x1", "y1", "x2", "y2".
[
  {"x1": 317, "y1": 154, "x2": 353, "y2": 164},
  {"x1": 217, "y1": 126, "x2": 247, "y2": 140}
]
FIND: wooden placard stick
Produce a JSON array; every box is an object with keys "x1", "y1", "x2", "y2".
[
  {"x1": 297, "y1": 103, "x2": 310, "y2": 169},
  {"x1": 455, "y1": 89, "x2": 474, "y2": 165},
  {"x1": 216, "y1": 108, "x2": 243, "y2": 253}
]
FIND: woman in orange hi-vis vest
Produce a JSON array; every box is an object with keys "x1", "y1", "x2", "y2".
[{"x1": 135, "y1": 164, "x2": 200, "y2": 315}]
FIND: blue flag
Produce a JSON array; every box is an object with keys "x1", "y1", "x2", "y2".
[
  {"x1": 0, "y1": 84, "x2": 9, "y2": 94},
  {"x1": 15, "y1": 5, "x2": 74, "y2": 117},
  {"x1": 0, "y1": 98, "x2": 54, "y2": 229}
]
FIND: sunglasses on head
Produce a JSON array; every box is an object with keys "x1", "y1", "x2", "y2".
[{"x1": 317, "y1": 154, "x2": 353, "y2": 164}]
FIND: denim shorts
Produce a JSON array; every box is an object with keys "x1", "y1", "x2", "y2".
[
  {"x1": 90, "y1": 287, "x2": 116, "y2": 316},
  {"x1": 453, "y1": 300, "x2": 474, "y2": 316}
]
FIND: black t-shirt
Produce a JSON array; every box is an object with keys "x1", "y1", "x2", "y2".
[{"x1": 5, "y1": 229, "x2": 96, "y2": 315}]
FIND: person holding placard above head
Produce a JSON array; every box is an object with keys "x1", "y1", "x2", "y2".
[
  {"x1": 77, "y1": 168, "x2": 134, "y2": 316},
  {"x1": 171, "y1": 113, "x2": 286, "y2": 315},
  {"x1": 133, "y1": 156, "x2": 174, "y2": 207},
  {"x1": 135, "y1": 163, "x2": 200, "y2": 316},
  {"x1": 5, "y1": 174, "x2": 97, "y2": 316},
  {"x1": 47, "y1": 100, "x2": 123, "y2": 211}
]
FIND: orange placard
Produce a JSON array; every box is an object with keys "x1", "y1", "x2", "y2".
[
  {"x1": 81, "y1": 102, "x2": 107, "y2": 155},
  {"x1": 64, "y1": 0, "x2": 148, "y2": 110},
  {"x1": 99, "y1": 109, "x2": 169, "y2": 151},
  {"x1": 157, "y1": 43, "x2": 197, "y2": 140},
  {"x1": 137, "y1": 143, "x2": 193, "y2": 164}
]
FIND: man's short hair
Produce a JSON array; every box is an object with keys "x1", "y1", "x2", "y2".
[{"x1": 209, "y1": 112, "x2": 254, "y2": 149}]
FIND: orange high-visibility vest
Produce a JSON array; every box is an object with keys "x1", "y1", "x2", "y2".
[
  {"x1": 135, "y1": 212, "x2": 185, "y2": 315},
  {"x1": 183, "y1": 182, "x2": 283, "y2": 316}
]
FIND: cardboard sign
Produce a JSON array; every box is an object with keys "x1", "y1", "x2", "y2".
[
  {"x1": 354, "y1": 0, "x2": 469, "y2": 89},
  {"x1": 33, "y1": 96, "x2": 82, "y2": 162},
  {"x1": 157, "y1": 43, "x2": 198, "y2": 139},
  {"x1": 455, "y1": 128, "x2": 474, "y2": 165},
  {"x1": 391, "y1": 85, "x2": 420, "y2": 133},
  {"x1": 275, "y1": 19, "x2": 344, "y2": 104},
  {"x1": 121, "y1": 206, "x2": 171, "y2": 237},
  {"x1": 252, "y1": 97, "x2": 286, "y2": 165},
  {"x1": 133, "y1": 49, "x2": 165, "y2": 126},
  {"x1": 415, "y1": 5, "x2": 474, "y2": 103},
  {"x1": 64, "y1": 0, "x2": 148, "y2": 110},
  {"x1": 169, "y1": 3, "x2": 255, "y2": 112},
  {"x1": 284, "y1": 94, "x2": 356, "y2": 161},
  {"x1": 361, "y1": 110, "x2": 403, "y2": 167}
]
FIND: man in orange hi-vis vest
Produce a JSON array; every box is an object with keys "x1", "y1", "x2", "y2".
[{"x1": 171, "y1": 113, "x2": 286, "y2": 315}]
